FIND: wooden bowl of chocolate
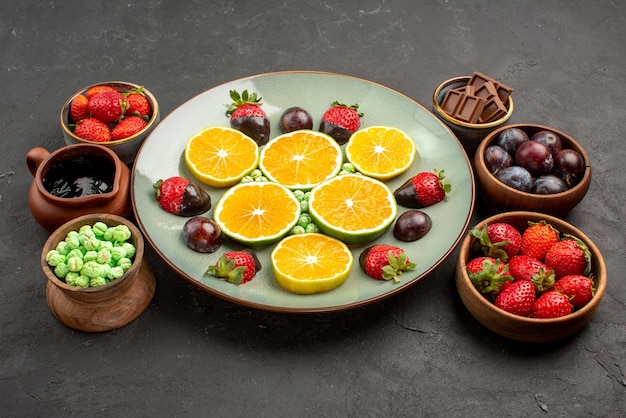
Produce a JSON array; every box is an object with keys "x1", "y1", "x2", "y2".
[
  {"x1": 455, "y1": 211, "x2": 606, "y2": 343},
  {"x1": 432, "y1": 72, "x2": 514, "y2": 154},
  {"x1": 474, "y1": 123, "x2": 591, "y2": 216}
]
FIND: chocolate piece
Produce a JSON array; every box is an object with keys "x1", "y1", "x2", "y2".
[
  {"x1": 453, "y1": 95, "x2": 486, "y2": 123},
  {"x1": 474, "y1": 81, "x2": 498, "y2": 101},
  {"x1": 479, "y1": 97, "x2": 508, "y2": 123},
  {"x1": 468, "y1": 71, "x2": 496, "y2": 90},
  {"x1": 495, "y1": 83, "x2": 513, "y2": 104},
  {"x1": 441, "y1": 89, "x2": 463, "y2": 115}
]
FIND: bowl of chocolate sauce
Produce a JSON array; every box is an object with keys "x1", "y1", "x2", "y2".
[{"x1": 26, "y1": 143, "x2": 132, "y2": 231}]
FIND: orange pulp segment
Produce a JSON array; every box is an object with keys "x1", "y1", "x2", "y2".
[
  {"x1": 308, "y1": 174, "x2": 397, "y2": 245},
  {"x1": 345, "y1": 126, "x2": 417, "y2": 180},
  {"x1": 185, "y1": 126, "x2": 260, "y2": 188},
  {"x1": 271, "y1": 233, "x2": 353, "y2": 294},
  {"x1": 213, "y1": 181, "x2": 300, "y2": 246},
  {"x1": 259, "y1": 130, "x2": 343, "y2": 190}
]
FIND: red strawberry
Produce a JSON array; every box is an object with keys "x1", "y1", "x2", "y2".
[
  {"x1": 470, "y1": 222, "x2": 522, "y2": 261},
  {"x1": 111, "y1": 116, "x2": 147, "y2": 140},
  {"x1": 153, "y1": 176, "x2": 212, "y2": 216},
  {"x1": 85, "y1": 84, "x2": 118, "y2": 99},
  {"x1": 544, "y1": 236, "x2": 591, "y2": 278},
  {"x1": 319, "y1": 101, "x2": 363, "y2": 145},
  {"x1": 205, "y1": 249, "x2": 261, "y2": 284},
  {"x1": 466, "y1": 256, "x2": 512, "y2": 296},
  {"x1": 508, "y1": 255, "x2": 555, "y2": 292},
  {"x1": 73, "y1": 117, "x2": 111, "y2": 142},
  {"x1": 494, "y1": 280, "x2": 536, "y2": 317},
  {"x1": 554, "y1": 275, "x2": 594, "y2": 308},
  {"x1": 359, "y1": 244, "x2": 416, "y2": 283},
  {"x1": 123, "y1": 87, "x2": 152, "y2": 118},
  {"x1": 88, "y1": 90, "x2": 123, "y2": 123},
  {"x1": 69, "y1": 94, "x2": 90, "y2": 123},
  {"x1": 519, "y1": 221, "x2": 560, "y2": 261},
  {"x1": 226, "y1": 89, "x2": 270, "y2": 146},
  {"x1": 531, "y1": 290, "x2": 572, "y2": 318},
  {"x1": 393, "y1": 169, "x2": 451, "y2": 208}
]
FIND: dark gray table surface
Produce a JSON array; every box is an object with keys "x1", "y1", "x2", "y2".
[{"x1": 2, "y1": 1, "x2": 625, "y2": 417}]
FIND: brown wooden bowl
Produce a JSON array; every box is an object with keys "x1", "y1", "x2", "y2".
[
  {"x1": 455, "y1": 211, "x2": 606, "y2": 343},
  {"x1": 474, "y1": 123, "x2": 591, "y2": 216},
  {"x1": 60, "y1": 81, "x2": 160, "y2": 165},
  {"x1": 41, "y1": 213, "x2": 155, "y2": 332}
]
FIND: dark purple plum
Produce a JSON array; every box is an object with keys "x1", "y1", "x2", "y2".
[
  {"x1": 393, "y1": 210, "x2": 432, "y2": 242},
  {"x1": 483, "y1": 145, "x2": 513, "y2": 174},
  {"x1": 496, "y1": 128, "x2": 529, "y2": 155},
  {"x1": 495, "y1": 166, "x2": 533, "y2": 192},
  {"x1": 553, "y1": 148, "x2": 585, "y2": 187},
  {"x1": 280, "y1": 107, "x2": 313, "y2": 133},
  {"x1": 532, "y1": 175, "x2": 568, "y2": 194},
  {"x1": 183, "y1": 216, "x2": 222, "y2": 253},
  {"x1": 515, "y1": 140, "x2": 554, "y2": 175},
  {"x1": 531, "y1": 130, "x2": 562, "y2": 156}
]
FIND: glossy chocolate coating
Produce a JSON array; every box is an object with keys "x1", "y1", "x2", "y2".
[
  {"x1": 231, "y1": 116, "x2": 270, "y2": 146},
  {"x1": 179, "y1": 182, "x2": 212, "y2": 216}
]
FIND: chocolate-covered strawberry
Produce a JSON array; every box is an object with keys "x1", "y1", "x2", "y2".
[
  {"x1": 319, "y1": 101, "x2": 363, "y2": 145},
  {"x1": 226, "y1": 89, "x2": 270, "y2": 146},
  {"x1": 394, "y1": 169, "x2": 451, "y2": 208},
  {"x1": 359, "y1": 244, "x2": 416, "y2": 283},
  {"x1": 153, "y1": 176, "x2": 211, "y2": 216}
]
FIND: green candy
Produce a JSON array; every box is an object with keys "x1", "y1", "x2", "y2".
[
  {"x1": 54, "y1": 262, "x2": 69, "y2": 279},
  {"x1": 89, "y1": 277, "x2": 109, "y2": 287},
  {"x1": 92, "y1": 222, "x2": 108, "y2": 237},
  {"x1": 75, "y1": 275, "x2": 90, "y2": 288},
  {"x1": 46, "y1": 250, "x2": 65, "y2": 267},
  {"x1": 66, "y1": 256, "x2": 84, "y2": 272},
  {"x1": 113, "y1": 225, "x2": 131, "y2": 242}
]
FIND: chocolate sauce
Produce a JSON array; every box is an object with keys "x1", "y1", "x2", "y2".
[{"x1": 43, "y1": 155, "x2": 114, "y2": 198}]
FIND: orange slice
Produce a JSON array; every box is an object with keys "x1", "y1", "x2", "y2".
[
  {"x1": 345, "y1": 126, "x2": 417, "y2": 180},
  {"x1": 308, "y1": 174, "x2": 397, "y2": 245},
  {"x1": 259, "y1": 130, "x2": 343, "y2": 190},
  {"x1": 271, "y1": 233, "x2": 353, "y2": 294},
  {"x1": 213, "y1": 182, "x2": 300, "y2": 246},
  {"x1": 184, "y1": 126, "x2": 260, "y2": 188}
]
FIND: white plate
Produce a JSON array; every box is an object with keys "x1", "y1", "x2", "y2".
[{"x1": 131, "y1": 71, "x2": 475, "y2": 313}]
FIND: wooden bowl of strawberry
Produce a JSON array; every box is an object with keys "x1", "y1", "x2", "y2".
[
  {"x1": 60, "y1": 81, "x2": 160, "y2": 165},
  {"x1": 455, "y1": 211, "x2": 606, "y2": 343}
]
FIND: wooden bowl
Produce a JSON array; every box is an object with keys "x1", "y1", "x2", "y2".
[
  {"x1": 432, "y1": 76, "x2": 514, "y2": 155},
  {"x1": 41, "y1": 213, "x2": 155, "y2": 332},
  {"x1": 474, "y1": 124, "x2": 591, "y2": 216},
  {"x1": 455, "y1": 211, "x2": 606, "y2": 343},
  {"x1": 60, "y1": 81, "x2": 160, "y2": 165}
]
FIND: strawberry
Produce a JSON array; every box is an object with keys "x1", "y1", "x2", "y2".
[
  {"x1": 494, "y1": 280, "x2": 536, "y2": 317},
  {"x1": 544, "y1": 235, "x2": 591, "y2": 278},
  {"x1": 111, "y1": 116, "x2": 147, "y2": 140},
  {"x1": 124, "y1": 87, "x2": 152, "y2": 118},
  {"x1": 69, "y1": 94, "x2": 90, "y2": 123},
  {"x1": 319, "y1": 101, "x2": 363, "y2": 145},
  {"x1": 554, "y1": 275, "x2": 594, "y2": 308},
  {"x1": 226, "y1": 89, "x2": 270, "y2": 146},
  {"x1": 466, "y1": 256, "x2": 512, "y2": 296},
  {"x1": 470, "y1": 222, "x2": 522, "y2": 261},
  {"x1": 359, "y1": 244, "x2": 416, "y2": 283},
  {"x1": 153, "y1": 176, "x2": 212, "y2": 216},
  {"x1": 88, "y1": 90, "x2": 123, "y2": 123},
  {"x1": 508, "y1": 255, "x2": 555, "y2": 292},
  {"x1": 519, "y1": 221, "x2": 559, "y2": 261},
  {"x1": 73, "y1": 117, "x2": 111, "y2": 142},
  {"x1": 205, "y1": 249, "x2": 261, "y2": 284},
  {"x1": 85, "y1": 84, "x2": 118, "y2": 99},
  {"x1": 393, "y1": 169, "x2": 451, "y2": 208},
  {"x1": 531, "y1": 290, "x2": 572, "y2": 318}
]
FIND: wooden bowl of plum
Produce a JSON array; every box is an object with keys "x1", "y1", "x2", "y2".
[
  {"x1": 474, "y1": 124, "x2": 591, "y2": 216},
  {"x1": 455, "y1": 211, "x2": 606, "y2": 343}
]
